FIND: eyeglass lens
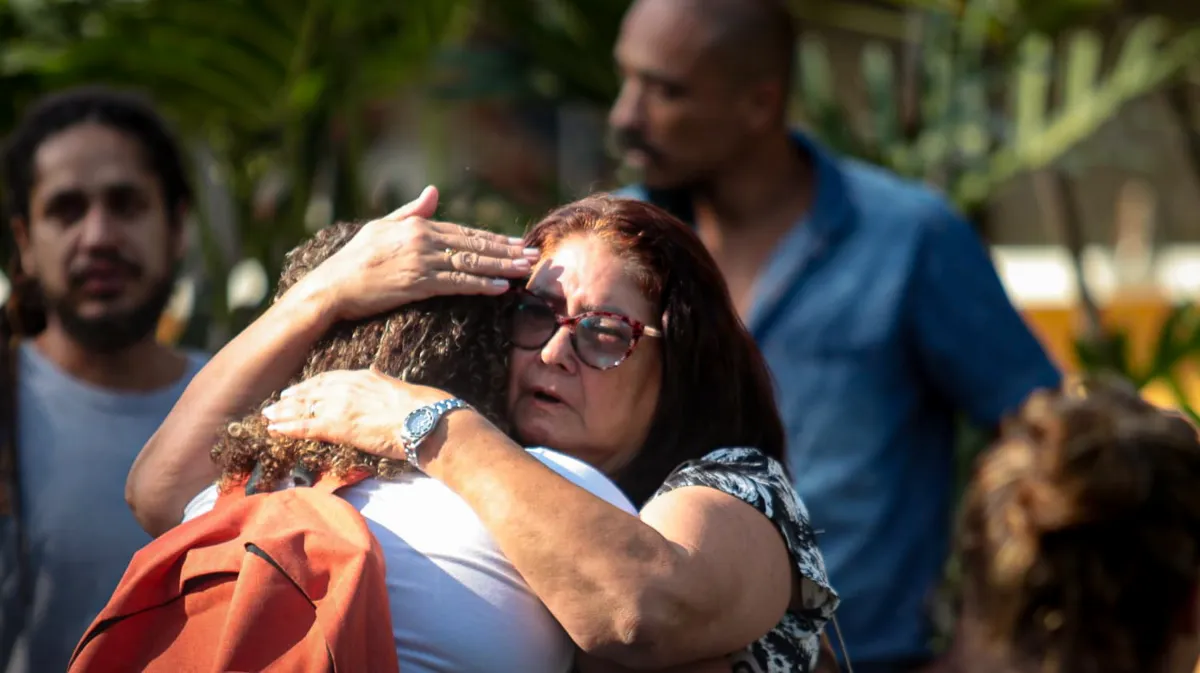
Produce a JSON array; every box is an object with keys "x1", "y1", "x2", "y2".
[{"x1": 512, "y1": 296, "x2": 636, "y2": 369}]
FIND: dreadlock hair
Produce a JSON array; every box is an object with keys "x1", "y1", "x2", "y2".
[
  {"x1": 955, "y1": 378, "x2": 1200, "y2": 673},
  {"x1": 211, "y1": 220, "x2": 515, "y2": 492}
]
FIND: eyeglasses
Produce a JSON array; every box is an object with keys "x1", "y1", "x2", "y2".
[{"x1": 511, "y1": 290, "x2": 662, "y2": 370}]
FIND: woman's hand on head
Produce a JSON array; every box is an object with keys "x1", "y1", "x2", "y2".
[
  {"x1": 293, "y1": 185, "x2": 538, "y2": 321},
  {"x1": 263, "y1": 369, "x2": 450, "y2": 459}
]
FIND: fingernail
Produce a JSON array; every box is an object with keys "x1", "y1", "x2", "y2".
[
  {"x1": 267, "y1": 421, "x2": 294, "y2": 435},
  {"x1": 491, "y1": 278, "x2": 511, "y2": 287},
  {"x1": 513, "y1": 258, "x2": 531, "y2": 271},
  {"x1": 508, "y1": 237, "x2": 525, "y2": 245},
  {"x1": 523, "y1": 248, "x2": 540, "y2": 259}
]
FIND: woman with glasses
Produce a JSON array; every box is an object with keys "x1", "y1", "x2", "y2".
[
  {"x1": 127, "y1": 188, "x2": 838, "y2": 673},
  {"x1": 156, "y1": 220, "x2": 640, "y2": 673}
]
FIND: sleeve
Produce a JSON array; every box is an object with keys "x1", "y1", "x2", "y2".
[
  {"x1": 652, "y1": 447, "x2": 839, "y2": 627},
  {"x1": 908, "y1": 203, "x2": 1062, "y2": 427},
  {"x1": 609, "y1": 184, "x2": 647, "y2": 200},
  {"x1": 526, "y1": 447, "x2": 638, "y2": 515}
]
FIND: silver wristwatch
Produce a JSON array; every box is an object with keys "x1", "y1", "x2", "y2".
[{"x1": 399, "y1": 398, "x2": 471, "y2": 468}]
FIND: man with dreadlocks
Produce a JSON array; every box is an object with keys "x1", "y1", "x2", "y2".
[{"x1": 180, "y1": 219, "x2": 637, "y2": 672}]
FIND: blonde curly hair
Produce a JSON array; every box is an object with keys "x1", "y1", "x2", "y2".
[
  {"x1": 957, "y1": 379, "x2": 1200, "y2": 673},
  {"x1": 211, "y1": 220, "x2": 514, "y2": 492}
]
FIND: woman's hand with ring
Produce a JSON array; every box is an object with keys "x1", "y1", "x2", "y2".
[
  {"x1": 261, "y1": 369, "x2": 452, "y2": 460},
  {"x1": 292, "y1": 186, "x2": 539, "y2": 322}
]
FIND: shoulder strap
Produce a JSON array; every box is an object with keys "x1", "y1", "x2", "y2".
[{"x1": 830, "y1": 614, "x2": 853, "y2": 673}]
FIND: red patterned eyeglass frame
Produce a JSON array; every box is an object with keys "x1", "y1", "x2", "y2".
[{"x1": 511, "y1": 288, "x2": 663, "y2": 370}]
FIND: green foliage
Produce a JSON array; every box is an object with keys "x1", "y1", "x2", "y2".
[
  {"x1": 424, "y1": 0, "x2": 628, "y2": 107},
  {"x1": 442, "y1": 0, "x2": 1200, "y2": 218},
  {"x1": 1011, "y1": 0, "x2": 1117, "y2": 34},
  {"x1": 7, "y1": 0, "x2": 1199, "y2": 350},
  {"x1": 481, "y1": 0, "x2": 626, "y2": 104},
  {"x1": 796, "y1": 0, "x2": 1200, "y2": 211},
  {"x1": 1072, "y1": 303, "x2": 1200, "y2": 423},
  {"x1": 1, "y1": 0, "x2": 469, "y2": 340}
]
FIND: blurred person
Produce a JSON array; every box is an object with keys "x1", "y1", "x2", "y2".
[
  {"x1": 128, "y1": 192, "x2": 839, "y2": 672},
  {"x1": 942, "y1": 380, "x2": 1200, "y2": 673},
  {"x1": 0, "y1": 86, "x2": 206, "y2": 673},
  {"x1": 608, "y1": 0, "x2": 1061, "y2": 670}
]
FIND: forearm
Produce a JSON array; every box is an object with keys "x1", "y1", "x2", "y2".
[
  {"x1": 425, "y1": 414, "x2": 706, "y2": 668},
  {"x1": 126, "y1": 287, "x2": 333, "y2": 536}
]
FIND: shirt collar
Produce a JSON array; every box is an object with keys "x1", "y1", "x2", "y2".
[{"x1": 638, "y1": 130, "x2": 854, "y2": 245}]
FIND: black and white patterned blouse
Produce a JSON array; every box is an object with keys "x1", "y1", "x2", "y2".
[{"x1": 651, "y1": 447, "x2": 839, "y2": 673}]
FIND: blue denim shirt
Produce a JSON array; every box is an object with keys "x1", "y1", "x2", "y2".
[{"x1": 618, "y1": 133, "x2": 1061, "y2": 663}]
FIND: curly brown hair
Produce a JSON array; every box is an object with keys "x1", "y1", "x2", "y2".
[
  {"x1": 211, "y1": 220, "x2": 514, "y2": 492},
  {"x1": 956, "y1": 379, "x2": 1200, "y2": 673}
]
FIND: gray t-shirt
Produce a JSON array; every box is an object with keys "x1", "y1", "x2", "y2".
[{"x1": 0, "y1": 342, "x2": 206, "y2": 673}]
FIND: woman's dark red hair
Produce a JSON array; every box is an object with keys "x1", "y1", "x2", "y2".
[{"x1": 524, "y1": 194, "x2": 786, "y2": 505}]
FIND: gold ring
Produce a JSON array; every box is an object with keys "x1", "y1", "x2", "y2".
[{"x1": 444, "y1": 247, "x2": 454, "y2": 260}]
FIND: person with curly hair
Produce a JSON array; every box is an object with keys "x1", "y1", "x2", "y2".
[
  {"x1": 130, "y1": 187, "x2": 839, "y2": 672},
  {"x1": 206, "y1": 219, "x2": 516, "y2": 491},
  {"x1": 942, "y1": 379, "x2": 1200, "y2": 673},
  {"x1": 182, "y1": 218, "x2": 638, "y2": 673}
]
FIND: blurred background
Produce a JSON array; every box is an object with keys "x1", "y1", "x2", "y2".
[{"x1": 2, "y1": 0, "x2": 1200, "y2": 419}]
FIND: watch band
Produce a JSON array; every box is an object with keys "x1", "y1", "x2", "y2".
[{"x1": 403, "y1": 397, "x2": 471, "y2": 468}]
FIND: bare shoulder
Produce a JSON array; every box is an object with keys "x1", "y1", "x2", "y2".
[{"x1": 648, "y1": 448, "x2": 840, "y2": 625}]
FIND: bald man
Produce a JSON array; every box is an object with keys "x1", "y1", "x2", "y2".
[{"x1": 610, "y1": 1, "x2": 1062, "y2": 671}]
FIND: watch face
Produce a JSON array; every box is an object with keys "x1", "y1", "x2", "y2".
[{"x1": 405, "y1": 407, "x2": 437, "y2": 440}]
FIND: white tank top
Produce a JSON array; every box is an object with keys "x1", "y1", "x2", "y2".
[{"x1": 183, "y1": 447, "x2": 635, "y2": 673}]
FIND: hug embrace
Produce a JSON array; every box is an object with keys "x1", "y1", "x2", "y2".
[{"x1": 110, "y1": 187, "x2": 840, "y2": 673}]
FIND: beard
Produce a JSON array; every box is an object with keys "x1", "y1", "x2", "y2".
[
  {"x1": 608, "y1": 130, "x2": 707, "y2": 192},
  {"x1": 609, "y1": 127, "x2": 667, "y2": 185},
  {"x1": 43, "y1": 266, "x2": 177, "y2": 355}
]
